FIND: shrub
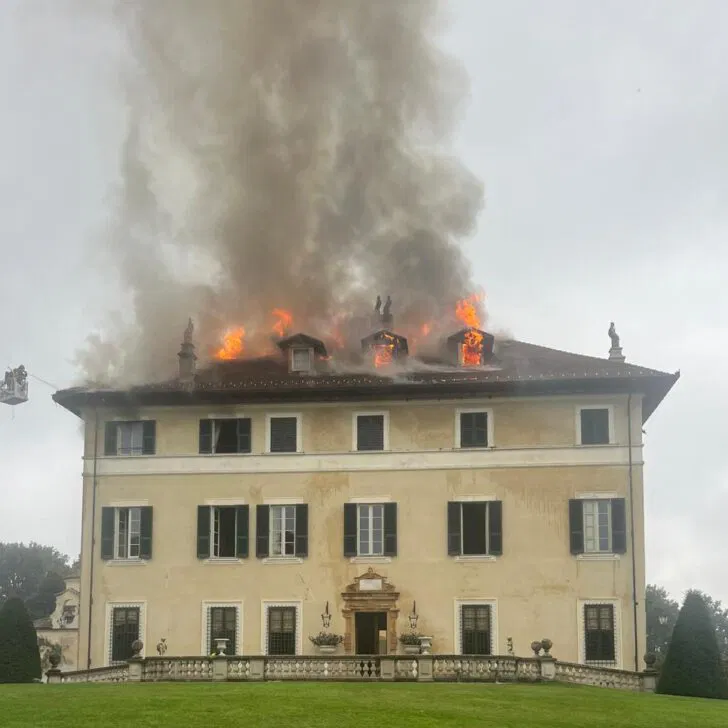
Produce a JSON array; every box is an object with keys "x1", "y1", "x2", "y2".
[
  {"x1": 657, "y1": 590, "x2": 728, "y2": 700},
  {"x1": 0, "y1": 597, "x2": 42, "y2": 683},
  {"x1": 398, "y1": 632, "x2": 422, "y2": 646},
  {"x1": 309, "y1": 632, "x2": 344, "y2": 647}
]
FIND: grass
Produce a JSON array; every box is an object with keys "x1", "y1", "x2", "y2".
[{"x1": 2, "y1": 682, "x2": 727, "y2": 727}]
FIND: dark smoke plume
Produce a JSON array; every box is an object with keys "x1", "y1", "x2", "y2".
[{"x1": 81, "y1": 0, "x2": 484, "y2": 383}]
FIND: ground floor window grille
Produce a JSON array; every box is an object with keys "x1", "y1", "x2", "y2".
[
  {"x1": 584, "y1": 603, "x2": 616, "y2": 664},
  {"x1": 460, "y1": 604, "x2": 491, "y2": 655},
  {"x1": 111, "y1": 607, "x2": 140, "y2": 662},
  {"x1": 208, "y1": 607, "x2": 237, "y2": 654},
  {"x1": 267, "y1": 606, "x2": 296, "y2": 655}
]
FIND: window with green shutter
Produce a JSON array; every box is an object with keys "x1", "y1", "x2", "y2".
[
  {"x1": 579, "y1": 408, "x2": 610, "y2": 445},
  {"x1": 199, "y1": 418, "x2": 251, "y2": 454},
  {"x1": 101, "y1": 506, "x2": 153, "y2": 560},
  {"x1": 447, "y1": 501, "x2": 502, "y2": 556},
  {"x1": 197, "y1": 505, "x2": 249, "y2": 559},
  {"x1": 268, "y1": 417, "x2": 298, "y2": 453},
  {"x1": 459, "y1": 412, "x2": 488, "y2": 448}
]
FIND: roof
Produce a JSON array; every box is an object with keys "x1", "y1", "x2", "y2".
[{"x1": 52, "y1": 338, "x2": 679, "y2": 423}]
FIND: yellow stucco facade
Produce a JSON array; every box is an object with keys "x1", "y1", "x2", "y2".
[{"x1": 73, "y1": 392, "x2": 648, "y2": 670}]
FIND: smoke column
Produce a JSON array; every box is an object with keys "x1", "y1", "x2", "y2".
[{"x1": 81, "y1": 0, "x2": 484, "y2": 383}]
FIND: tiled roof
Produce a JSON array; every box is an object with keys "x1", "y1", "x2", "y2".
[{"x1": 52, "y1": 338, "x2": 679, "y2": 421}]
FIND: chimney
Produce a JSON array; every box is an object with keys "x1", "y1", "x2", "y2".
[
  {"x1": 607, "y1": 322, "x2": 625, "y2": 362},
  {"x1": 178, "y1": 318, "x2": 197, "y2": 388}
]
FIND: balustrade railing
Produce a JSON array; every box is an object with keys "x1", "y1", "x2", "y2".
[{"x1": 48, "y1": 653, "x2": 655, "y2": 692}]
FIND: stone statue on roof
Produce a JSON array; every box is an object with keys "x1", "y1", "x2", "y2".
[
  {"x1": 608, "y1": 322, "x2": 620, "y2": 349},
  {"x1": 184, "y1": 318, "x2": 194, "y2": 345},
  {"x1": 374, "y1": 296, "x2": 381, "y2": 315},
  {"x1": 382, "y1": 296, "x2": 392, "y2": 319}
]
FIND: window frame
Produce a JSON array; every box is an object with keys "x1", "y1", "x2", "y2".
[
  {"x1": 265, "y1": 413, "x2": 302, "y2": 454},
  {"x1": 576, "y1": 405, "x2": 614, "y2": 446},
  {"x1": 199, "y1": 417, "x2": 252, "y2": 455},
  {"x1": 582, "y1": 499, "x2": 612, "y2": 554},
  {"x1": 578, "y1": 599, "x2": 620, "y2": 667},
  {"x1": 261, "y1": 600, "x2": 302, "y2": 655},
  {"x1": 210, "y1": 505, "x2": 239, "y2": 559},
  {"x1": 459, "y1": 501, "x2": 490, "y2": 556},
  {"x1": 454, "y1": 599, "x2": 497, "y2": 656},
  {"x1": 201, "y1": 601, "x2": 243, "y2": 656},
  {"x1": 115, "y1": 507, "x2": 142, "y2": 560},
  {"x1": 290, "y1": 348, "x2": 313, "y2": 373},
  {"x1": 352, "y1": 411, "x2": 389, "y2": 452},
  {"x1": 269, "y1": 504, "x2": 297, "y2": 557},
  {"x1": 455, "y1": 407, "x2": 494, "y2": 449},
  {"x1": 357, "y1": 503, "x2": 385, "y2": 557},
  {"x1": 105, "y1": 419, "x2": 156, "y2": 457}
]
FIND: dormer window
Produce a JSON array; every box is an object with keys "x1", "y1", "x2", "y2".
[
  {"x1": 291, "y1": 348, "x2": 312, "y2": 373},
  {"x1": 447, "y1": 328, "x2": 495, "y2": 368}
]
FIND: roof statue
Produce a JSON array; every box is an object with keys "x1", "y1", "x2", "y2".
[
  {"x1": 184, "y1": 318, "x2": 194, "y2": 345},
  {"x1": 608, "y1": 322, "x2": 620, "y2": 349},
  {"x1": 382, "y1": 296, "x2": 392, "y2": 319},
  {"x1": 374, "y1": 296, "x2": 382, "y2": 315}
]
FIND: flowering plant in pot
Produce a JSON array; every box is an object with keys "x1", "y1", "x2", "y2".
[
  {"x1": 309, "y1": 631, "x2": 344, "y2": 654},
  {"x1": 398, "y1": 632, "x2": 422, "y2": 654}
]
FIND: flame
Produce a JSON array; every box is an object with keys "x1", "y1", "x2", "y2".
[
  {"x1": 272, "y1": 308, "x2": 293, "y2": 337},
  {"x1": 455, "y1": 293, "x2": 485, "y2": 366},
  {"x1": 373, "y1": 332, "x2": 397, "y2": 368},
  {"x1": 421, "y1": 322, "x2": 432, "y2": 337},
  {"x1": 216, "y1": 327, "x2": 245, "y2": 360}
]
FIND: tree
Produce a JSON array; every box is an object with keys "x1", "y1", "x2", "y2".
[
  {"x1": 0, "y1": 542, "x2": 73, "y2": 618},
  {"x1": 657, "y1": 590, "x2": 728, "y2": 700},
  {"x1": 646, "y1": 584, "x2": 680, "y2": 663},
  {"x1": 693, "y1": 590, "x2": 728, "y2": 662},
  {"x1": 0, "y1": 597, "x2": 42, "y2": 683}
]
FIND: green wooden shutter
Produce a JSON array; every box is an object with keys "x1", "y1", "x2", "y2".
[
  {"x1": 139, "y1": 507, "x2": 153, "y2": 559},
  {"x1": 104, "y1": 423, "x2": 117, "y2": 456},
  {"x1": 101, "y1": 507, "x2": 115, "y2": 559},
  {"x1": 383, "y1": 503, "x2": 397, "y2": 556},
  {"x1": 611, "y1": 499, "x2": 627, "y2": 554},
  {"x1": 295, "y1": 504, "x2": 308, "y2": 557},
  {"x1": 488, "y1": 501, "x2": 503, "y2": 555},
  {"x1": 343, "y1": 504, "x2": 357, "y2": 557},
  {"x1": 237, "y1": 418, "x2": 252, "y2": 453},
  {"x1": 256, "y1": 505, "x2": 270, "y2": 558},
  {"x1": 569, "y1": 500, "x2": 585, "y2": 554},
  {"x1": 447, "y1": 502, "x2": 461, "y2": 555},
  {"x1": 199, "y1": 420, "x2": 213, "y2": 454},
  {"x1": 142, "y1": 421, "x2": 156, "y2": 455},
  {"x1": 197, "y1": 506, "x2": 211, "y2": 559},
  {"x1": 235, "y1": 505, "x2": 249, "y2": 558}
]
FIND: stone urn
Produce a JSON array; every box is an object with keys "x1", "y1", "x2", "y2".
[
  {"x1": 214, "y1": 638, "x2": 230, "y2": 656},
  {"x1": 419, "y1": 636, "x2": 433, "y2": 655},
  {"x1": 402, "y1": 645, "x2": 420, "y2": 655},
  {"x1": 317, "y1": 645, "x2": 337, "y2": 655},
  {"x1": 48, "y1": 652, "x2": 61, "y2": 669}
]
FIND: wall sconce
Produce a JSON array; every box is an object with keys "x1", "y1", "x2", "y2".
[
  {"x1": 408, "y1": 601, "x2": 419, "y2": 630},
  {"x1": 321, "y1": 601, "x2": 331, "y2": 629}
]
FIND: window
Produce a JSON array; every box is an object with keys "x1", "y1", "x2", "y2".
[
  {"x1": 197, "y1": 505, "x2": 249, "y2": 559},
  {"x1": 358, "y1": 504, "x2": 384, "y2": 556},
  {"x1": 356, "y1": 414, "x2": 385, "y2": 451},
  {"x1": 569, "y1": 498, "x2": 626, "y2": 555},
  {"x1": 447, "y1": 501, "x2": 503, "y2": 556},
  {"x1": 579, "y1": 408, "x2": 610, "y2": 445},
  {"x1": 104, "y1": 420, "x2": 156, "y2": 456},
  {"x1": 291, "y1": 348, "x2": 312, "y2": 372},
  {"x1": 460, "y1": 605, "x2": 492, "y2": 655},
  {"x1": 111, "y1": 607, "x2": 140, "y2": 662},
  {"x1": 256, "y1": 504, "x2": 308, "y2": 558},
  {"x1": 267, "y1": 606, "x2": 297, "y2": 655},
  {"x1": 459, "y1": 412, "x2": 488, "y2": 448},
  {"x1": 584, "y1": 604, "x2": 616, "y2": 663},
  {"x1": 343, "y1": 503, "x2": 397, "y2": 558},
  {"x1": 199, "y1": 418, "x2": 251, "y2": 454},
  {"x1": 268, "y1": 416, "x2": 299, "y2": 453},
  {"x1": 101, "y1": 507, "x2": 153, "y2": 560},
  {"x1": 209, "y1": 607, "x2": 237, "y2": 654},
  {"x1": 270, "y1": 505, "x2": 296, "y2": 556}
]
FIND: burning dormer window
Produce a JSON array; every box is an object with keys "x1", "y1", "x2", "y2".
[{"x1": 291, "y1": 348, "x2": 312, "y2": 373}]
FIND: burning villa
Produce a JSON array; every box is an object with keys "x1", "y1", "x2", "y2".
[{"x1": 53, "y1": 305, "x2": 678, "y2": 671}]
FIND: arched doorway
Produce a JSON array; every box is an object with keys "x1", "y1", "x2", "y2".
[{"x1": 341, "y1": 568, "x2": 399, "y2": 655}]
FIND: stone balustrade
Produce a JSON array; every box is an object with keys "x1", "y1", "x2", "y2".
[{"x1": 48, "y1": 654, "x2": 658, "y2": 692}]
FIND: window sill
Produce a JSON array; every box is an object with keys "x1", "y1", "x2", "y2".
[
  {"x1": 455, "y1": 555, "x2": 497, "y2": 562},
  {"x1": 203, "y1": 558, "x2": 243, "y2": 564},
  {"x1": 577, "y1": 443, "x2": 613, "y2": 447},
  {"x1": 457, "y1": 446, "x2": 494, "y2": 451},
  {"x1": 349, "y1": 556, "x2": 392, "y2": 564},
  {"x1": 262, "y1": 557, "x2": 304, "y2": 565},
  {"x1": 106, "y1": 559, "x2": 147, "y2": 567},
  {"x1": 577, "y1": 553, "x2": 621, "y2": 561},
  {"x1": 201, "y1": 453, "x2": 252, "y2": 457},
  {"x1": 264, "y1": 451, "x2": 302, "y2": 456}
]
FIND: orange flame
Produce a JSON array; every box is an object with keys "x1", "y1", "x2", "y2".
[
  {"x1": 455, "y1": 293, "x2": 485, "y2": 366},
  {"x1": 216, "y1": 327, "x2": 245, "y2": 360},
  {"x1": 373, "y1": 332, "x2": 397, "y2": 368},
  {"x1": 272, "y1": 308, "x2": 293, "y2": 338},
  {"x1": 421, "y1": 322, "x2": 432, "y2": 337}
]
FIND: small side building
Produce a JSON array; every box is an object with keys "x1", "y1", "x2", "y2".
[{"x1": 35, "y1": 575, "x2": 80, "y2": 672}]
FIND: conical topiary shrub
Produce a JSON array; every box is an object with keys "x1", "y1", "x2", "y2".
[
  {"x1": 0, "y1": 597, "x2": 42, "y2": 683},
  {"x1": 657, "y1": 590, "x2": 728, "y2": 700}
]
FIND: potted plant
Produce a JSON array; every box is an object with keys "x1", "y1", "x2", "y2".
[
  {"x1": 399, "y1": 632, "x2": 422, "y2": 655},
  {"x1": 309, "y1": 631, "x2": 344, "y2": 654}
]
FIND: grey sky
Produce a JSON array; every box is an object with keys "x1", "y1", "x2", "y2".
[{"x1": 0, "y1": 1, "x2": 725, "y2": 603}]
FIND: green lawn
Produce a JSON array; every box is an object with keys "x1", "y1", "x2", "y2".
[{"x1": 3, "y1": 682, "x2": 727, "y2": 727}]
